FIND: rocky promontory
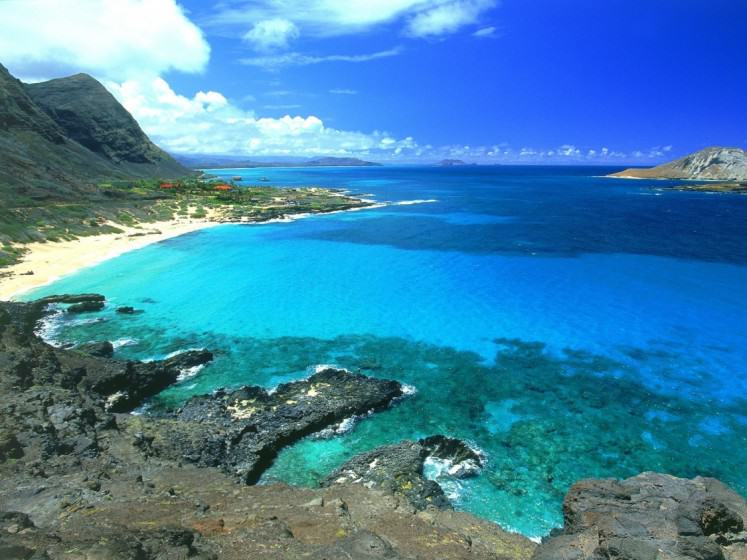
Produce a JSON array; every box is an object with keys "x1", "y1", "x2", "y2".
[
  {"x1": 608, "y1": 146, "x2": 747, "y2": 181},
  {"x1": 1, "y1": 295, "x2": 747, "y2": 559},
  {"x1": 129, "y1": 367, "x2": 404, "y2": 484}
]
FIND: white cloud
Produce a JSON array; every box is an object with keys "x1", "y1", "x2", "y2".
[
  {"x1": 0, "y1": 0, "x2": 210, "y2": 81},
  {"x1": 406, "y1": 0, "x2": 493, "y2": 37},
  {"x1": 105, "y1": 77, "x2": 418, "y2": 157},
  {"x1": 473, "y1": 26, "x2": 498, "y2": 38},
  {"x1": 209, "y1": 0, "x2": 498, "y2": 39},
  {"x1": 239, "y1": 48, "x2": 402, "y2": 69},
  {"x1": 243, "y1": 18, "x2": 299, "y2": 51},
  {"x1": 329, "y1": 89, "x2": 359, "y2": 95},
  {"x1": 418, "y1": 143, "x2": 670, "y2": 164}
]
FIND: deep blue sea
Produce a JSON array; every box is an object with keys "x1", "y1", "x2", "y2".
[{"x1": 27, "y1": 166, "x2": 747, "y2": 538}]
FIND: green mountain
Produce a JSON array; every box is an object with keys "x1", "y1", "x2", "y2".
[
  {"x1": 0, "y1": 63, "x2": 195, "y2": 262},
  {"x1": 0, "y1": 63, "x2": 189, "y2": 201}
]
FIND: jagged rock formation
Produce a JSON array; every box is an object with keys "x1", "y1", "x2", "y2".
[
  {"x1": 0, "y1": 63, "x2": 189, "y2": 199},
  {"x1": 322, "y1": 436, "x2": 482, "y2": 511},
  {"x1": 533, "y1": 472, "x2": 747, "y2": 559},
  {"x1": 609, "y1": 147, "x2": 747, "y2": 181},
  {"x1": 129, "y1": 368, "x2": 404, "y2": 484}
]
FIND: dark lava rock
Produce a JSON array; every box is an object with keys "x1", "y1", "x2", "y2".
[
  {"x1": 0, "y1": 429, "x2": 24, "y2": 461},
  {"x1": 420, "y1": 435, "x2": 483, "y2": 478},
  {"x1": 128, "y1": 368, "x2": 404, "y2": 484},
  {"x1": 116, "y1": 306, "x2": 139, "y2": 314},
  {"x1": 66, "y1": 300, "x2": 105, "y2": 314},
  {"x1": 0, "y1": 297, "x2": 214, "y2": 468},
  {"x1": 77, "y1": 340, "x2": 114, "y2": 358},
  {"x1": 38, "y1": 294, "x2": 106, "y2": 305},
  {"x1": 321, "y1": 436, "x2": 482, "y2": 511},
  {"x1": 82, "y1": 348, "x2": 214, "y2": 413},
  {"x1": 533, "y1": 472, "x2": 747, "y2": 560}
]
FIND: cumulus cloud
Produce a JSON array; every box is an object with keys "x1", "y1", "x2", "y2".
[
  {"x1": 416, "y1": 143, "x2": 670, "y2": 164},
  {"x1": 239, "y1": 48, "x2": 402, "y2": 69},
  {"x1": 105, "y1": 77, "x2": 417, "y2": 157},
  {"x1": 243, "y1": 18, "x2": 299, "y2": 51},
  {"x1": 0, "y1": 0, "x2": 210, "y2": 81},
  {"x1": 209, "y1": 0, "x2": 499, "y2": 39}
]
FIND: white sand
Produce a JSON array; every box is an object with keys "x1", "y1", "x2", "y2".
[{"x1": 0, "y1": 218, "x2": 220, "y2": 301}]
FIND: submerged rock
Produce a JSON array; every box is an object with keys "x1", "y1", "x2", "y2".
[
  {"x1": 533, "y1": 472, "x2": 747, "y2": 560},
  {"x1": 116, "y1": 306, "x2": 139, "y2": 314},
  {"x1": 322, "y1": 436, "x2": 483, "y2": 511}
]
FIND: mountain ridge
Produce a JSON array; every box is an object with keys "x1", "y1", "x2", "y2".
[{"x1": 0, "y1": 63, "x2": 189, "y2": 200}]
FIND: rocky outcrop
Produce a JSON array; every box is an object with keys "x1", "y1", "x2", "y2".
[
  {"x1": 609, "y1": 147, "x2": 747, "y2": 181},
  {"x1": 533, "y1": 472, "x2": 747, "y2": 559},
  {"x1": 129, "y1": 368, "x2": 404, "y2": 483},
  {"x1": 0, "y1": 296, "x2": 535, "y2": 559},
  {"x1": 322, "y1": 436, "x2": 482, "y2": 511},
  {"x1": 0, "y1": 295, "x2": 214, "y2": 463}
]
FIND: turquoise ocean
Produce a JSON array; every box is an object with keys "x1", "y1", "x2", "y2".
[{"x1": 27, "y1": 166, "x2": 747, "y2": 538}]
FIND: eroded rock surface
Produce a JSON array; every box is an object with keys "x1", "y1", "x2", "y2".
[
  {"x1": 128, "y1": 368, "x2": 404, "y2": 483},
  {"x1": 533, "y1": 472, "x2": 747, "y2": 560},
  {"x1": 322, "y1": 436, "x2": 482, "y2": 511}
]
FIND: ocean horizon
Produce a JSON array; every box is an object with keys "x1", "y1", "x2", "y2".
[{"x1": 27, "y1": 165, "x2": 747, "y2": 538}]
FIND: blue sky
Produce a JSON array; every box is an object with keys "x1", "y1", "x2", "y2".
[{"x1": 1, "y1": 0, "x2": 745, "y2": 163}]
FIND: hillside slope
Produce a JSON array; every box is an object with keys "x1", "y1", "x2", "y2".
[
  {"x1": 609, "y1": 147, "x2": 747, "y2": 181},
  {"x1": 0, "y1": 63, "x2": 189, "y2": 201},
  {"x1": 25, "y1": 73, "x2": 186, "y2": 177}
]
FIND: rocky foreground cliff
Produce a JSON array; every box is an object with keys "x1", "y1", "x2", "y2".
[
  {"x1": 609, "y1": 147, "x2": 747, "y2": 181},
  {"x1": 1, "y1": 296, "x2": 746, "y2": 559}
]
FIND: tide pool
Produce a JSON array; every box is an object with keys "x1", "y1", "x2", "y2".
[{"x1": 28, "y1": 166, "x2": 747, "y2": 537}]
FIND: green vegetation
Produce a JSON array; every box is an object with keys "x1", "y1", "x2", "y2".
[{"x1": 0, "y1": 176, "x2": 371, "y2": 267}]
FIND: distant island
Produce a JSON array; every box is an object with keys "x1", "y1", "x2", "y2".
[
  {"x1": 608, "y1": 147, "x2": 747, "y2": 187},
  {"x1": 438, "y1": 159, "x2": 469, "y2": 167},
  {"x1": 176, "y1": 155, "x2": 382, "y2": 169}
]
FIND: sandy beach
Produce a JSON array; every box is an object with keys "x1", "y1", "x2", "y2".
[{"x1": 0, "y1": 218, "x2": 221, "y2": 301}]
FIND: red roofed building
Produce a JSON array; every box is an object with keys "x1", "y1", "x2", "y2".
[
  {"x1": 214, "y1": 184, "x2": 232, "y2": 191},
  {"x1": 159, "y1": 182, "x2": 177, "y2": 189}
]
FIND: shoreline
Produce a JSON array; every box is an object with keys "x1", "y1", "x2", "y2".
[
  {"x1": 0, "y1": 196, "x2": 437, "y2": 301},
  {"x1": 0, "y1": 217, "x2": 223, "y2": 301}
]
